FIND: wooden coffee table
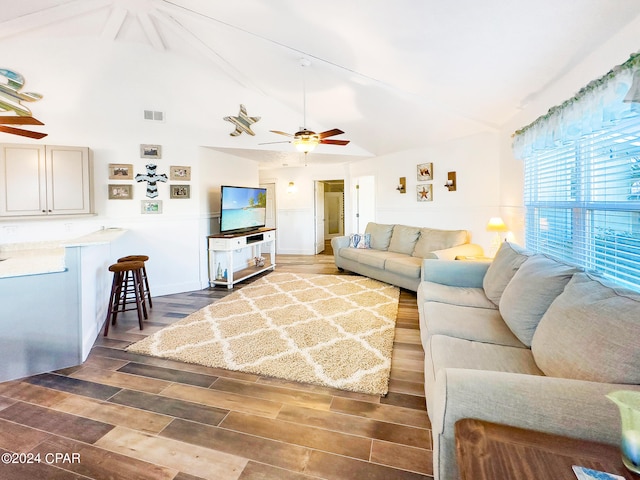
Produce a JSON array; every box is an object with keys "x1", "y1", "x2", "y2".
[{"x1": 455, "y1": 418, "x2": 639, "y2": 479}]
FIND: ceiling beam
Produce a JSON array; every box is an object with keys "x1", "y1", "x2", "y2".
[
  {"x1": 0, "y1": 0, "x2": 112, "y2": 39},
  {"x1": 149, "y1": 8, "x2": 263, "y2": 93},
  {"x1": 137, "y1": 11, "x2": 165, "y2": 51},
  {"x1": 101, "y1": 6, "x2": 127, "y2": 41}
]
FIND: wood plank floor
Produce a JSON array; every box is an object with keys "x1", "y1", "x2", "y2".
[{"x1": 0, "y1": 250, "x2": 432, "y2": 480}]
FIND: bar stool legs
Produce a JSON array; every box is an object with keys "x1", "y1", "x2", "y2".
[
  {"x1": 117, "y1": 255, "x2": 152, "y2": 308},
  {"x1": 104, "y1": 260, "x2": 147, "y2": 336}
]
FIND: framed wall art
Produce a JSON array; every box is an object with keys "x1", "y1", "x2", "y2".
[
  {"x1": 170, "y1": 185, "x2": 191, "y2": 199},
  {"x1": 417, "y1": 162, "x2": 433, "y2": 181},
  {"x1": 169, "y1": 165, "x2": 191, "y2": 180},
  {"x1": 108, "y1": 184, "x2": 133, "y2": 199},
  {"x1": 141, "y1": 199, "x2": 162, "y2": 214},
  {"x1": 108, "y1": 163, "x2": 133, "y2": 179},
  {"x1": 417, "y1": 184, "x2": 433, "y2": 202},
  {"x1": 140, "y1": 144, "x2": 162, "y2": 159}
]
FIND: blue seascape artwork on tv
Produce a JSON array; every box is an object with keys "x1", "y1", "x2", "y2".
[{"x1": 220, "y1": 186, "x2": 267, "y2": 233}]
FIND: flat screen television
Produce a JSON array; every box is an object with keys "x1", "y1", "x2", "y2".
[{"x1": 219, "y1": 185, "x2": 267, "y2": 234}]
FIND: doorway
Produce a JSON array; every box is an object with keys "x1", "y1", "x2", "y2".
[
  {"x1": 259, "y1": 182, "x2": 276, "y2": 229},
  {"x1": 315, "y1": 179, "x2": 345, "y2": 254}
]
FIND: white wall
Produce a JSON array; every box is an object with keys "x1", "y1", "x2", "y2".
[{"x1": 347, "y1": 132, "x2": 503, "y2": 251}]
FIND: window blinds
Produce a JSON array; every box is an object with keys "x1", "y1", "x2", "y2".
[{"x1": 524, "y1": 113, "x2": 640, "y2": 290}]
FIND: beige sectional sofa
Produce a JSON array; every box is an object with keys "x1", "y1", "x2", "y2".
[
  {"x1": 331, "y1": 222, "x2": 483, "y2": 291},
  {"x1": 417, "y1": 241, "x2": 640, "y2": 480}
]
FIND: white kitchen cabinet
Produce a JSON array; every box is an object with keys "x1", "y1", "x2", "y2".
[{"x1": 0, "y1": 143, "x2": 92, "y2": 216}]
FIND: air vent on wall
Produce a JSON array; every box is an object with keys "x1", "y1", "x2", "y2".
[{"x1": 143, "y1": 110, "x2": 165, "y2": 122}]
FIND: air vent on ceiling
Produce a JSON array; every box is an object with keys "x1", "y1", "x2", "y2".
[{"x1": 143, "y1": 110, "x2": 165, "y2": 122}]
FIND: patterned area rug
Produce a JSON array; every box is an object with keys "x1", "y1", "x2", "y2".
[{"x1": 128, "y1": 272, "x2": 400, "y2": 395}]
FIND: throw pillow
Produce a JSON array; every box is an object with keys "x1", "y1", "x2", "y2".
[
  {"x1": 482, "y1": 241, "x2": 530, "y2": 305},
  {"x1": 531, "y1": 272, "x2": 640, "y2": 384},
  {"x1": 356, "y1": 233, "x2": 371, "y2": 249},
  {"x1": 349, "y1": 234, "x2": 361, "y2": 248},
  {"x1": 364, "y1": 223, "x2": 394, "y2": 251},
  {"x1": 388, "y1": 225, "x2": 421, "y2": 255},
  {"x1": 412, "y1": 228, "x2": 468, "y2": 258},
  {"x1": 499, "y1": 254, "x2": 580, "y2": 346}
]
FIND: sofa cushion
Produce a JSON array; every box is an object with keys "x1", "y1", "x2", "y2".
[
  {"x1": 343, "y1": 249, "x2": 405, "y2": 270},
  {"x1": 365, "y1": 223, "x2": 394, "y2": 251},
  {"x1": 418, "y1": 281, "x2": 496, "y2": 309},
  {"x1": 499, "y1": 255, "x2": 579, "y2": 346},
  {"x1": 424, "y1": 302, "x2": 525, "y2": 348},
  {"x1": 385, "y1": 256, "x2": 422, "y2": 278},
  {"x1": 339, "y1": 247, "x2": 360, "y2": 262},
  {"x1": 483, "y1": 242, "x2": 530, "y2": 305},
  {"x1": 531, "y1": 273, "x2": 640, "y2": 384},
  {"x1": 425, "y1": 335, "x2": 543, "y2": 384},
  {"x1": 388, "y1": 225, "x2": 421, "y2": 255},
  {"x1": 412, "y1": 228, "x2": 468, "y2": 258}
]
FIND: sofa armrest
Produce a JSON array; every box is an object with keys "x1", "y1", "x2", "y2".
[
  {"x1": 434, "y1": 368, "x2": 635, "y2": 440},
  {"x1": 331, "y1": 236, "x2": 350, "y2": 252},
  {"x1": 421, "y1": 259, "x2": 489, "y2": 287},
  {"x1": 429, "y1": 243, "x2": 484, "y2": 260},
  {"x1": 432, "y1": 368, "x2": 639, "y2": 480}
]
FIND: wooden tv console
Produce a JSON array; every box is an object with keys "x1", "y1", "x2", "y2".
[{"x1": 207, "y1": 228, "x2": 276, "y2": 289}]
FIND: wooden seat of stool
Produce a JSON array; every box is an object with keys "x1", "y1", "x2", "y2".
[
  {"x1": 117, "y1": 255, "x2": 149, "y2": 263},
  {"x1": 117, "y1": 255, "x2": 152, "y2": 308},
  {"x1": 110, "y1": 260, "x2": 145, "y2": 273},
  {"x1": 104, "y1": 260, "x2": 147, "y2": 336}
]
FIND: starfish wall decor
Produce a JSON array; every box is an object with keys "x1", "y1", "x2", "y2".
[{"x1": 223, "y1": 104, "x2": 260, "y2": 136}]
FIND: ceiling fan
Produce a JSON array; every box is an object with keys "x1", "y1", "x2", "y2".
[
  {"x1": 267, "y1": 127, "x2": 349, "y2": 153},
  {"x1": 262, "y1": 59, "x2": 350, "y2": 154}
]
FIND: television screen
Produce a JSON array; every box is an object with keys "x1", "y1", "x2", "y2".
[{"x1": 220, "y1": 185, "x2": 267, "y2": 234}]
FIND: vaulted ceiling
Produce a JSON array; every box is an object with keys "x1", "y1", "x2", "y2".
[{"x1": 2, "y1": 0, "x2": 640, "y2": 164}]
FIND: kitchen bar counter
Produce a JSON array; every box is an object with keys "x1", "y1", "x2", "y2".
[
  {"x1": 0, "y1": 228, "x2": 126, "y2": 278},
  {"x1": 0, "y1": 228, "x2": 127, "y2": 382}
]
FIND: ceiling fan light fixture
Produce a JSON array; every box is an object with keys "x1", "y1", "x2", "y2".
[{"x1": 293, "y1": 130, "x2": 320, "y2": 153}]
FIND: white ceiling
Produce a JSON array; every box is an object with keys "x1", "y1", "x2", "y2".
[{"x1": 2, "y1": 0, "x2": 640, "y2": 165}]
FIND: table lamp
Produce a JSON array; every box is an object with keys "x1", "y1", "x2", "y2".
[{"x1": 486, "y1": 217, "x2": 508, "y2": 257}]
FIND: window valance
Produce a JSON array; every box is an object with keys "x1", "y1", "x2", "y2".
[{"x1": 513, "y1": 51, "x2": 640, "y2": 159}]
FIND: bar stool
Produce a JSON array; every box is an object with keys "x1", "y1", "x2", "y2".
[
  {"x1": 103, "y1": 260, "x2": 147, "y2": 336},
  {"x1": 117, "y1": 255, "x2": 152, "y2": 308}
]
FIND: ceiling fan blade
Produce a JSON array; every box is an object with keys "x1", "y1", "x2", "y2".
[
  {"x1": 318, "y1": 128, "x2": 344, "y2": 139},
  {"x1": 320, "y1": 139, "x2": 350, "y2": 146},
  {"x1": 258, "y1": 140, "x2": 291, "y2": 145},
  {"x1": 0, "y1": 116, "x2": 44, "y2": 125},
  {"x1": 270, "y1": 130, "x2": 294, "y2": 137},
  {"x1": 0, "y1": 125, "x2": 47, "y2": 139}
]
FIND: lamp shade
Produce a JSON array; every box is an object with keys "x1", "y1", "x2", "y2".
[
  {"x1": 486, "y1": 217, "x2": 508, "y2": 232},
  {"x1": 293, "y1": 131, "x2": 319, "y2": 153}
]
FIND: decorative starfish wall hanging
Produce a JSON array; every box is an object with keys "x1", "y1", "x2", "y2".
[
  {"x1": 135, "y1": 164, "x2": 168, "y2": 198},
  {"x1": 223, "y1": 104, "x2": 260, "y2": 136},
  {"x1": 0, "y1": 68, "x2": 47, "y2": 139}
]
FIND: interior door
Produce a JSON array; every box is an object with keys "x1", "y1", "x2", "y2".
[
  {"x1": 314, "y1": 181, "x2": 325, "y2": 254},
  {"x1": 354, "y1": 175, "x2": 376, "y2": 233},
  {"x1": 324, "y1": 192, "x2": 344, "y2": 238}
]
